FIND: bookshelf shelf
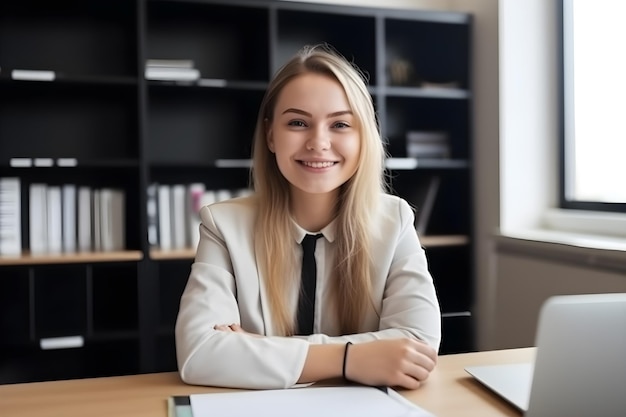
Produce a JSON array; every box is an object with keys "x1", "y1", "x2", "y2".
[
  {"x1": 385, "y1": 86, "x2": 471, "y2": 99},
  {"x1": 2, "y1": 159, "x2": 141, "y2": 169},
  {"x1": 0, "y1": 0, "x2": 474, "y2": 382},
  {"x1": 147, "y1": 80, "x2": 268, "y2": 91},
  {"x1": 421, "y1": 235, "x2": 470, "y2": 248},
  {"x1": 149, "y1": 248, "x2": 196, "y2": 261},
  {"x1": 0, "y1": 251, "x2": 144, "y2": 266},
  {"x1": 385, "y1": 158, "x2": 470, "y2": 170}
]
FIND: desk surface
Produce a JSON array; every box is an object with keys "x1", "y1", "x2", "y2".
[{"x1": 0, "y1": 347, "x2": 534, "y2": 417}]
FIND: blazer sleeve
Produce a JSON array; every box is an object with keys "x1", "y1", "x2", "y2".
[
  {"x1": 305, "y1": 197, "x2": 442, "y2": 350},
  {"x1": 175, "y1": 205, "x2": 309, "y2": 389}
]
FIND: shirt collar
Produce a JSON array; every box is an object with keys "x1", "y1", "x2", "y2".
[{"x1": 291, "y1": 217, "x2": 337, "y2": 244}]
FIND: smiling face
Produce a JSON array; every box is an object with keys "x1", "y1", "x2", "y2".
[{"x1": 266, "y1": 72, "x2": 361, "y2": 201}]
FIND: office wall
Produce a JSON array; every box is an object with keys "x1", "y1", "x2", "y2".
[
  {"x1": 493, "y1": 242, "x2": 626, "y2": 348},
  {"x1": 488, "y1": 0, "x2": 626, "y2": 349}
]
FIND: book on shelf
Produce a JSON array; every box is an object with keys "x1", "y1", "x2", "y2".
[
  {"x1": 29, "y1": 183, "x2": 48, "y2": 255},
  {"x1": 11, "y1": 69, "x2": 55, "y2": 82},
  {"x1": 157, "y1": 184, "x2": 172, "y2": 251},
  {"x1": 149, "y1": 183, "x2": 252, "y2": 251},
  {"x1": 145, "y1": 67, "x2": 200, "y2": 81},
  {"x1": 406, "y1": 142, "x2": 450, "y2": 159},
  {"x1": 187, "y1": 183, "x2": 206, "y2": 250},
  {"x1": 99, "y1": 188, "x2": 125, "y2": 252},
  {"x1": 146, "y1": 59, "x2": 195, "y2": 69},
  {"x1": 145, "y1": 59, "x2": 200, "y2": 81},
  {"x1": 46, "y1": 186, "x2": 63, "y2": 254},
  {"x1": 214, "y1": 159, "x2": 252, "y2": 168},
  {"x1": 26, "y1": 183, "x2": 125, "y2": 255},
  {"x1": 93, "y1": 189, "x2": 101, "y2": 252},
  {"x1": 0, "y1": 177, "x2": 22, "y2": 256},
  {"x1": 405, "y1": 130, "x2": 450, "y2": 159},
  {"x1": 62, "y1": 184, "x2": 77, "y2": 253},
  {"x1": 147, "y1": 183, "x2": 160, "y2": 248},
  {"x1": 385, "y1": 158, "x2": 419, "y2": 170},
  {"x1": 200, "y1": 190, "x2": 217, "y2": 208},
  {"x1": 77, "y1": 186, "x2": 92, "y2": 252},
  {"x1": 171, "y1": 184, "x2": 188, "y2": 250}
]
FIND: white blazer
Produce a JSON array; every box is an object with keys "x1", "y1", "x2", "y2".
[{"x1": 175, "y1": 193, "x2": 441, "y2": 389}]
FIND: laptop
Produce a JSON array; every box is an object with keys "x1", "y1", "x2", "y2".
[{"x1": 465, "y1": 292, "x2": 626, "y2": 417}]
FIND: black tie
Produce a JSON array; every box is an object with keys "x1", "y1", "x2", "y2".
[{"x1": 297, "y1": 234, "x2": 323, "y2": 335}]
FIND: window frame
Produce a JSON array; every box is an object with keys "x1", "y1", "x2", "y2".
[{"x1": 558, "y1": 0, "x2": 626, "y2": 213}]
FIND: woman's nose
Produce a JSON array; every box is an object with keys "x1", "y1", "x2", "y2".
[{"x1": 306, "y1": 127, "x2": 330, "y2": 151}]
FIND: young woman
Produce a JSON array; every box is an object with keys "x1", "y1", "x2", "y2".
[{"x1": 175, "y1": 44, "x2": 441, "y2": 390}]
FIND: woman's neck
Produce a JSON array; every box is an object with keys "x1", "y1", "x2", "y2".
[{"x1": 290, "y1": 188, "x2": 338, "y2": 232}]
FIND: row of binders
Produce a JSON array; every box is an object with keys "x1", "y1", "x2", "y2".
[
  {"x1": 147, "y1": 183, "x2": 252, "y2": 251},
  {"x1": 0, "y1": 177, "x2": 253, "y2": 257},
  {"x1": 6, "y1": 59, "x2": 202, "y2": 83},
  {"x1": 0, "y1": 177, "x2": 125, "y2": 256}
]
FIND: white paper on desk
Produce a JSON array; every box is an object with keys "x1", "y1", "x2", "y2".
[{"x1": 190, "y1": 385, "x2": 435, "y2": 417}]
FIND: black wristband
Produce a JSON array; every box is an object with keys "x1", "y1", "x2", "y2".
[{"x1": 342, "y1": 341, "x2": 353, "y2": 380}]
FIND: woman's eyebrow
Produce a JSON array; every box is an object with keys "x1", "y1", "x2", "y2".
[
  {"x1": 282, "y1": 108, "x2": 311, "y2": 117},
  {"x1": 327, "y1": 110, "x2": 353, "y2": 118},
  {"x1": 281, "y1": 108, "x2": 353, "y2": 118}
]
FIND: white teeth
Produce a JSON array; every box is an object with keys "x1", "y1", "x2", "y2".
[{"x1": 302, "y1": 161, "x2": 335, "y2": 168}]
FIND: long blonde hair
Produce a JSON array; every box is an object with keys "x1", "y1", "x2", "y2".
[{"x1": 251, "y1": 44, "x2": 389, "y2": 335}]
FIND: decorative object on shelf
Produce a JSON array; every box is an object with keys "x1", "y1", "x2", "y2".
[
  {"x1": 405, "y1": 130, "x2": 451, "y2": 159},
  {"x1": 145, "y1": 59, "x2": 200, "y2": 82},
  {"x1": 388, "y1": 59, "x2": 461, "y2": 89},
  {"x1": 389, "y1": 58, "x2": 420, "y2": 86}
]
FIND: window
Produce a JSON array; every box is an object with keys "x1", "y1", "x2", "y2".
[{"x1": 560, "y1": 0, "x2": 626, "y2": 212}]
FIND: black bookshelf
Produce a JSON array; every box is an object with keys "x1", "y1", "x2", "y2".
[{"x1": 0, "y1": 0, "x2": 474, "y2": 383}]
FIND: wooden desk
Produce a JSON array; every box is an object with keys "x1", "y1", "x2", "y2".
[{"x1": 0, "y1": 347, "x2": 534, "y2": 417}]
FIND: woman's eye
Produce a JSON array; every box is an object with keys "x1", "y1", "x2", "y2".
[
  {"x1": 333, "y1": 121, "x2": 350, "y2": 129},
  {"x1": 288, "y1": 120, "x2": 307, "y2": 127}
]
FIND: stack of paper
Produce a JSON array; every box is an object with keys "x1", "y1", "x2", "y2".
[
  {"x1": 168, "y1": 386, "x2": 435, "y2": 417},
  {"x1": 145, "y1": 59, "x2": 200, "y2": 81}
]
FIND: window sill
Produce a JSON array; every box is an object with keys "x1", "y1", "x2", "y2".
[
  {"x1": 495, "y1": 228, "x2": 626, "y2": 273},
  {"x1": 543, "y1": 208, "x2": 626, "y2": 239}
]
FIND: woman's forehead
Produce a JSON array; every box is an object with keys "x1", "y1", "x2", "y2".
[{"x1": 273, "y1": 73, "x2": 352, "y2": 116}]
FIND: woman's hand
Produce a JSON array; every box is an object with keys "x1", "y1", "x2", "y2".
[
  {"x1": 344, "y1": 338, "x2": 437, "y2": 389},
  {"x1": 214, "y1": 323, "x2": 262, "y2": 338}
]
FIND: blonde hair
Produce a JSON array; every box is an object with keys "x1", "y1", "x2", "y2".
[{"x1": 251, "y1": 44, "x2": 389, "y2": 335}]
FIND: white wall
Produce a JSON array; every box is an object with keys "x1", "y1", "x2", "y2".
[
  {"x1": 490, "y1": 0, "x2": 626, "y2": 349},
  {"x1": 493, "y1": 239, "x2": 626, "y2": 348},
  {"x1": 499, "y1": 0, "x2": 558, "y2": 233}
]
